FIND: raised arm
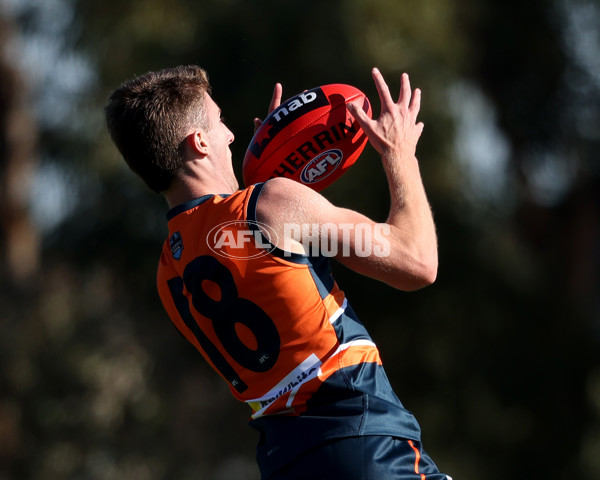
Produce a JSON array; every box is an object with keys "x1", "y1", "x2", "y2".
[
  {"x1": 346, "y1": 68, "x2": 438, "y2": 286},
  {"x1": 256, "y1": 69, "x2": 437, "y2": 291}
]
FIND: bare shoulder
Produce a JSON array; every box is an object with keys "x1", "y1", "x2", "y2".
[
  {"x1": 256, "y1": 177, "x2": 329, "y2": 225},
  {"x1": 258, "y1": 177, "x2": 319, "y2": 203}
]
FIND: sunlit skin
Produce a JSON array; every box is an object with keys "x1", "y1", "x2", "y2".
[
  {"x1": 163, "y1": 68, "x2": 437, "y2": 292},
  {"x1": 163, "y1": 93, "x2": 237, "y2": 207}
]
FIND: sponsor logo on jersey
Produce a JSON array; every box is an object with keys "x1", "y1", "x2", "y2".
[
  {"x1": 300, "y1": 149, "x2": 343, "y2": 184},
  {"x1": 207, "y1": 220, "x2": 279, "y2": 260},
  {"x1": 170, "y1": 231, "x2": 184, "y2": 260}
]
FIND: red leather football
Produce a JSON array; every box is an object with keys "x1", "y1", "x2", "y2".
[{"x1": 243, "y1": 84, "x2": 372, "y2": 191}]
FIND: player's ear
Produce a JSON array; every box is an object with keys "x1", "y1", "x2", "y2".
[{"x1": 186, "y1": 130, "x2": 209, "y2": 156}]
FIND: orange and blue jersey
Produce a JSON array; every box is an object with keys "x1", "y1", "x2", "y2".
[{"x1": 156, "y1": 183, "x2": 422, "y2": 477}]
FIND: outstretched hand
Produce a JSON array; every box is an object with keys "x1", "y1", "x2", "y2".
[
  {"x1": 347, "y1": 68, "x2": 424, "y2": 159},
  {"x1": 253, "y1": 83, "x2": 283, "y2": 132}
]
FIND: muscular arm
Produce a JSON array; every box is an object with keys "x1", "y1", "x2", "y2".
[
  {"x1": 345, "y1": 69, "x2": 437, "y2": 288},
  {"x1": 256, "y1": 69, "x2": 437, "y2": 291}
]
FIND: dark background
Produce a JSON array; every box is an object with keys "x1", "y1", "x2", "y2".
[{"x1": 1, "y1": 0, "x2": 599, "y2": 478}]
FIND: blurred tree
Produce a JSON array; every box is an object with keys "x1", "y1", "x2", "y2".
[
  {"x1": 0, "y1": 0, "x2": 598, "y2": 479},
  {"x1": 456, "y1": 1, "x2": 599, "y2": 478},
  {"x1": 0, "y1": 10, "x2": 39, "y2": 285}
]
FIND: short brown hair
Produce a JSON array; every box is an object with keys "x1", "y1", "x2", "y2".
[{"x1": 105, "y1": 65, "x2": 211, "y2": 193}]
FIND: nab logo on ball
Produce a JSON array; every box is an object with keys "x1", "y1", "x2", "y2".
[
  {"x1": 243, "y1": 83, "x2": 372, "y2": 192},
  {"x1": 248, "y1": 87, "x2": 330, "y2": 160},
  {"x1": 272, "y1": 92, "x2": 318, "y2": 123},
  {"x1": 300, "y1": 149, "x2": 343, "y2": 185}
]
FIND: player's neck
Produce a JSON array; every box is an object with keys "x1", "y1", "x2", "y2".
[{"x1": 163, "y1": 174, "x2": 238, "y2": 209}]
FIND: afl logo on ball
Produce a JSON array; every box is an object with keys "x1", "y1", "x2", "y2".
[{"x1": 300, "y1": 149, "x2": 343, "y2": 185}]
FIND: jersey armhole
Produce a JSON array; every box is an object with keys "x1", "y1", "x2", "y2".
[{"x1": 247, "y1": 182, "x2": 311, "y2": 265}]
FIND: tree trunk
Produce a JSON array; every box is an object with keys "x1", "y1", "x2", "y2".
[{"x1": 0, "y1": 14, "x2": 39, "y2": 286}]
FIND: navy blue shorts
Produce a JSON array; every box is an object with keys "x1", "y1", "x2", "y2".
[{"x1": 266, "y1": 436, "x2": 451, "y2": 480}]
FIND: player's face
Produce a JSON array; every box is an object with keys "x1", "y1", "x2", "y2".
[
  {"x1": 204, "y1": 93, "x2": 239, "y2": 190},
  {"x1": 204, "y1": 93, "x2": 235, "y2": 153}
]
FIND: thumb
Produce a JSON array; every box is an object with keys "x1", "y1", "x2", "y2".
[{"x1": 253, "y1": 117, "x2": 263, "y2": 133}]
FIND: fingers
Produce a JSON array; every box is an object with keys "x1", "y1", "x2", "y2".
[
  {"x1": 416, "y1": 121, "x2": 425, "y2": 138},
  {"x1": 399, "y1": 73, "x2": 422, "y2": 116},
  {"x1": 399, "y1": 73, "x2": 411, "y2": 108},
  {"x1": 372, "y1": 68, "x2": 421, "y2": 114},
  {"x1": 268, "y1": 83, "x2": 283, "y2": 114},
  {"x1": 372, "y1": 68, "x2": 394, "y2": 110},
  {"x1": 346, "y1": 99, "x2": 372, "y2": 130},
  {"x1": 254, "y1": 83, "x2": 283, "y2": 133},
  {"x1": 410, "y1": 87, "x2": 421, "y2": 117}
]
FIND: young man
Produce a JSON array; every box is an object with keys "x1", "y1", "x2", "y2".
[{"x1": 105, "y1": 65, "x2": 450, "y2": 479}]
